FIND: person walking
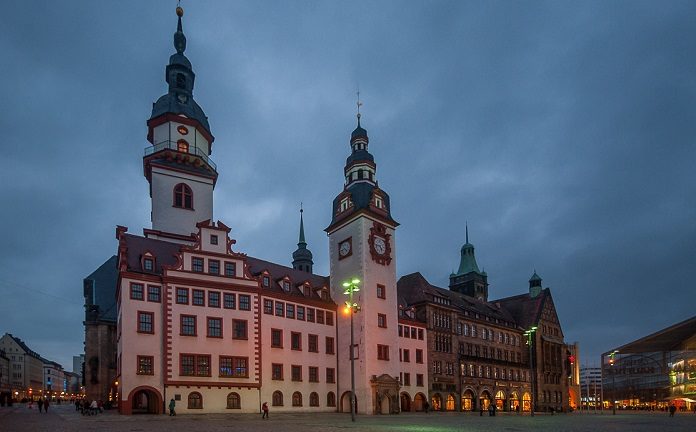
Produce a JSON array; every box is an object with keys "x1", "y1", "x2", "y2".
[
  {"x1": 669, "y1": 404, "x2": 676, "y2": 417},
  {"x1": 169, "y1": 398, "x2": 176, "y2": 416},
  {"x1": 423, "y1": 400, "x2": 429, "y2": 413},
  {"x1": 44, "y1": 398, "x2": 50, "y2": 413},
  {"x1": 37, "y1": 398, "x2": 44, "y2": 413},
  {"x1": 262, "y1": 401, "x2": 269, "y2": 419}
]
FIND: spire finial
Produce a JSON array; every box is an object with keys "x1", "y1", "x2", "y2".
[
  {"x1": 174, "y1": 2, "x2": 186, "y2": 54},
  {"x1": 356, "y1": 89, "x2": 363, "y2": 127},
  {"x1": 466, "y1": 222, "x2": 469, "y2": 244},
  {"x1": 298, "y1": 204, "x2": 306, "y2": 245}
]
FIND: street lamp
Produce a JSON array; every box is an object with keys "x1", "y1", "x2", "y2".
[
  {"x1": 523, "y1": 326, "x2": 538, "y2": 416},
  {"x1": 343, "y1": 278, "x2": 361, "y2": 422},
  {"x1": 609, "y1": 350, "x2": 619, "y2": 415}
]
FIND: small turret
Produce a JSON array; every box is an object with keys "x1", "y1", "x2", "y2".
[
  {"x1": 292, "y1": 206, "x2": 313, "y2": 273},
  {"x1": 529, "y1": 270, "x2": 542, "y2": 298}
]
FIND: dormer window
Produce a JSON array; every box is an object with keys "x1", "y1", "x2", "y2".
[
  {"x1": 340, "y1": 198, "x2": 349, "y2": 212},
  {"x1": 210, "y1": 235, "x2": 218, "y2": 245},
  {"x1": 303, "y1": 286, "x2": 311, "y2": 297},
  {"x1": 320, "y1": 289, "x2": 329, "y2": 301},
  {"x1": 375, "y1": 196, "x2": 383, "y2": 209},
  {"x1": 262, "y1": 276, "x2": 270, "y2": 287},
  {"x1": 143, "y1": 257, "x2": 154, "y2": 272},
  {"x1": 282, "y1": 281, "x2": 290, "y2": 292}
]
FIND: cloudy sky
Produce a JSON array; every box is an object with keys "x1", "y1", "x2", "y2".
[{"x1": 1, "y1": 1, "x2": 694, "y2": 370}]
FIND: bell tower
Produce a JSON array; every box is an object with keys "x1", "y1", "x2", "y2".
[
  {"x1": 325, "y1": 110, "x2": 401, "y2": 414},
  {"x1": 143, "y1": 6, "x2": 217, "y2": 243}
]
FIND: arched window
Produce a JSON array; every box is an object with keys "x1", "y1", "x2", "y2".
[
  {"x1": 177, "y1": 139, "x2": 189, "y2": 153},
  {"x1": 173, "y1": 183, "x2": 193, "y2": 209},
  {"x1": 272, "y1": 391, "x2": 283, "y2": 406},
  {"x1": 309, "y1": 392, "x2": 319, "y2": 407},
  {"x1": 292, "y1": 391, "x2": 303, "y2": 407},
  {"x1": 226, "y1": 392, "x2": 241, "y2": 409},
  {"x1": 188, "y1": 392, "x2": 202, "y2": 409},
  {"x1": 327, "y1": 391, "x2": 336, "y2": 407}
]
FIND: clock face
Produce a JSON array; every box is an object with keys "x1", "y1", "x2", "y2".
[
  {"x1": 374, "y1": 237, "x2": 386, "y2": 255},
  {"x1": 338, "y1": 238, "x2": 352, "y2": 259}
]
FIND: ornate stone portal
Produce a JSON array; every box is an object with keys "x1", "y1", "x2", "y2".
[{"x1": 371, "y1": 374, "x2": 401, "y2": 414}]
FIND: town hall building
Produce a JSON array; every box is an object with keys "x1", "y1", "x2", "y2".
[{"x1": 84, "y1": 6, "x2": 571, "y2": 415}]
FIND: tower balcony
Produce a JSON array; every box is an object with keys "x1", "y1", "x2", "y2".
[{"x1": 144, "y1": 140, "x2": 217, "y2": 171}]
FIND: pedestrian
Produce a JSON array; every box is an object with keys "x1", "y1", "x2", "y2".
[
  {"x1": 90, "y1": 400, "x2": 98, "y2": 415},
  {"x1": 669, "y1": 404, "x2": 676, "y2": 417},
  {"x1": 262, "y1": 401, "x2": 269, "y2": 419},
  {"x1": 75, "y1": 398, "x2": 80, "y2": 411},
  {"x1": 169, "y1": 398, "x2": 176, "y2": 416},
  {"x1": 44, "y1": 398, "x2": 50, "y2": 413},
  {"x1": 98, "y1": 399, "x2": 104, "y2": 413},
  {"x1": 424, "y1": 400, "x2": 429, "y2": 414},
  {"x1": 37, "y1": 398, "x2": 44, "y2": 413}
]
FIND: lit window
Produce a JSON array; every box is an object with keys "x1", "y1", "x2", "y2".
[
  {"x1": 177, "y1": 125, "x2": 189, "y2": 135},
  {"x1": 177, "y1": 139, "x2": 189, "y2": 153},
  {"x1": 137, "y1": 356, "x2": 153, "y2": 375}
]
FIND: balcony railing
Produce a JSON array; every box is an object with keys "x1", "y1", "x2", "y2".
[{"x1": 144, "y1": 140, "x2": 217, "y2": 171}]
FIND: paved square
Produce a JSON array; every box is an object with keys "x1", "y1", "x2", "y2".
[{"x1": 1, "y1": 404, "x2": 695, "y2": 431}]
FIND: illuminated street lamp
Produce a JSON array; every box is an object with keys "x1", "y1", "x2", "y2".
[
  {"x1": 609, "y1": 350, "x2": 619, "y2": 415},
  {"x1": 524, "y1": 326, "x2": 538, "y2": 416},
  {"x1": 343, "y1": 278, "x2": 361, "y2": 422}
]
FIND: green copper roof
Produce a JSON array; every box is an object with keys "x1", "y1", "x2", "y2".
[
  {"x1": 529, "y1": 270, "x2": 542, "y2": 282},
  {"x1": 454, "y1": 225, "x2": 482, "y2": 276}
]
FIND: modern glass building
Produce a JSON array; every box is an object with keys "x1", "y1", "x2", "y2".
[{"x1": 602, "y1": 316, "x2": 696, "y2": 411}]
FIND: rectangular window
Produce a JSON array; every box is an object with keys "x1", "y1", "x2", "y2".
[
  {"x1": 411, "y1": 328, "x2": 417, "y2": 339},
  {"x1": 224, "y1": 293, "x2": 236, "y2": 309},
  {"x1": 208, "y1": 291, "x2": 220, "y2": 308},
  {"x1": 291, "y1": 365, "x2": 302, "y2": 381},
  {"x1": 263, "y1": 299, "x2": 273, "y2": 314},
  {"x1": 239, "y1": 294, "x2": 251, "y2": 311},
  {"x1": 307, "y1": 308, "x2": 315, "y2": 322},
  {"x1": 291, "y1": 332, "x2": 302, "y2": 350},
  {"x1": 180, "y1": 315, "x2": 196, "y2": 336},
  {"x1": 219, "y1": 356, "x2": 248, "y2": 378},
  {"x1": 262, "y1": 276, "x2": 270, "y2": 287},
  {"x1": 271, "y1": 329, "x2": 283, "y2": 348},
  {"x1": 137, "y1": 311, "x2": 154, "y2": 334},
  {"x1": 210, "y1": 234, "x2": 218, "y2": 245},
  {"x1": 130, "y1": 283, "x2": 144, "y2": 300},
  {"x1": 286, "y1": 304, "x2": 295, "y2": 319},
  {"x1": 143, "y1": 258, "x2": 154, "y2": 271},
  {"x1": 308, "y1": 334, "x2": 318, "y2": 353},
  {"x1": 180, "y1": 354, "x2": 195, "y2": 376},
  {"x1": 147, "y1": 285, "x2": 161, "y2": 302},
  {"x1": 224, "y1": 261, "x2": 236, "y2": 277},
  {"x1": 316, "y1": 310, "x2": 325, "y2": 324},
  {"x1": 176, "y1": 288, "x2": 189, "y2": 304},
  {"x1": 297, "y1": 306, "x2": 305, "y2": 320},
  {"x1": 398, "y1": 325, "x2": 403, "y2": 337},
  {"x1": 325, "y1": 336, "x2": 335, "y2": 355},
  {"x1": 403, "y1": 349, "x2": 410, "y2": 363},
  {"x1": 272, "y1": 363, "x2": 283, "y2": 380},
  {"x1": 309, "y1": 366, "x2": 319, "y2": 382},
  {"x1": 377, "y1": 344, "x2": 389, "y2": 360},
  {"x1": 326, "y1": 367, "x2": 336, "y2": 383},
  {"x1": 377, "y1": 284, "x2": 385, "y2": 299},
  {"x1": 416, "y1": 349, "x2": 423, "y2": 364},
  {"x1": 197, "y1": 355, "x2": 211, "y2": 376},
  {"x1": 403, "y1": 373, "x2": 411, "y2": 386},
  {"x1": 207, "y1": 317, "x2": 222, "y2": 338},
  {"x1": 416, "y1": 373, "x2": 424, "y2": 387},
  {"x1": 192, "y1": 289, "x2": 205, "y2": 306},
  {"x1": 208, "y1": 259, "x2": 220, "y2": 275},
  {"x1": 192, "y1": 257, "x2": 204, "y2": 272},
  {"x1": 275, "y1": 301, "x2": 285, "y2": 317},
  {"x1": 232, "y1": 319, "x2": 248, "y2": 339},
  {"x1": 326, "y1": 311, "x2": 334, "y2": 326},
  {"x1": 377, "y1": 313, "x2": 387, "y2": 328}
]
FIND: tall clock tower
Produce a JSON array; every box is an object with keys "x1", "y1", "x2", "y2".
[
  {"x1": 143, "y1": 7, "x2": 217, "y2": 243},
  {"x1": 326, "y1": 114, "x2": 401, "y2": 414}
]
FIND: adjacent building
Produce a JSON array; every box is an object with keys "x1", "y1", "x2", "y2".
[
  {"x1": 579, "y1": 366, "x2": 602, "y2": 410},
  {"x1": 43, "y1": 361, "x2": 66, "y2": 400},
  {"x1": 84, "y1": 6, "x2": 570, "y2": 415},
  {"x1": 0, "y1": 349, "x2": 10, "y2": 405},
  {"x1": 0, "y1": 333, "x2": 48, "y2": 400},
  {"x1": 602, "y1": 315, "x2": 696, "y2": 411}
]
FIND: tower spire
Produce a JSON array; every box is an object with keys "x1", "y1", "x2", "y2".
[
  {"x1": 292, "y1": 204, "x2": 313, "y2": 273},
  {"x1": 466, "y1": 222, "x2": 469, "y2": 244},
  {"x1": 298, "y1": 203, "x2": 306, "y2": 245}
]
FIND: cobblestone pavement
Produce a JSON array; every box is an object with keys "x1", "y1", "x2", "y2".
[{"x1": 1, "y1": 404, "x2": 695, "y2": 432}]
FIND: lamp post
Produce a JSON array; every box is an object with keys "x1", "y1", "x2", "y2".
[
  {"x1": 524, "y1": 326, "x2": 538, "y2": 416},
  {"x1": 343, "y1": 278, "x2": 361, "y2": 422},
  {"x1": 609, "y1": 350, "x2": 619, "y2": 415}
]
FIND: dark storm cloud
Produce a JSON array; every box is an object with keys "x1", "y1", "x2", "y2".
[{"x1": 1, "y1": 0, "x2": 694, "y2": 369}]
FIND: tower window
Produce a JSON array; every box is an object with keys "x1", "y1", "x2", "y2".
[
  {"x1": 173, "y1": 183, "x2": 193, "y2": 209},
  {"x1": 177, "y1": 139, "x2": 189, "y2": 153},
  {"x1": 176, "y1": 73, "x2": 186, "y2": 89}
]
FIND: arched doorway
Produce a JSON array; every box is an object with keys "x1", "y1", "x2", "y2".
[
  {"x1": 400, "y1": 392, "x2": 411, "y2": 412},
  {"x1": 495, "y1": 390, "x2": 506, "y2": 411},
  {"x1": 128, "y1": 386, "x2": 162, "y2": 414},
  {"x1": 522, "y1": 392, "x2": 531, "y2": 412},
  {"x1": 479, "y1": 390, "x2": 491, "y2": 411},
  {"x1": 413, "y1": 393, "x2": 426, "y2": 412},
  {"x1": 431, "y1": 393, "x2": 442, "y2": 411},
  {"x1": 446, "y1": 394, "x2": 456, "y2": 411},
  {"x1": 461, "y1": 389, "x2": 475, "y2": 411},
  {"x1": 340, "y1": 391, "x2": 357, "y2": 413},
  {"x1": 379, "y1": 392, "x2": 391, "y2": 414},
  {"x1": 509, "y1": 391, "x2": 520, "y2": 412}
]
